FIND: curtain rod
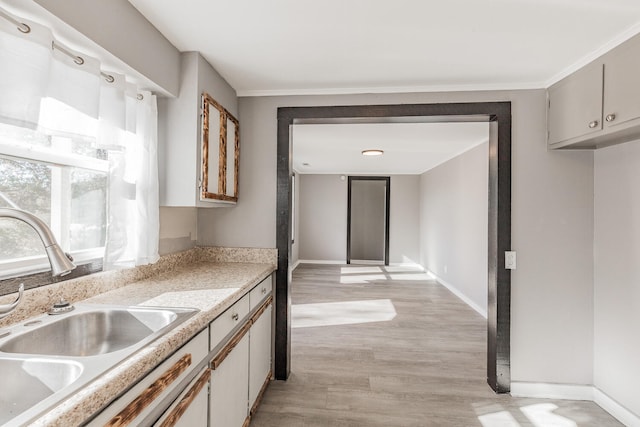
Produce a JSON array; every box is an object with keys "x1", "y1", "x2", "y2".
[{"x1": 0, "y1": 8, "x2": 144, "y2": 99}]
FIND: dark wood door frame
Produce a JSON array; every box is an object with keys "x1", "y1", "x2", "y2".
[
  {"x1": 276, "y1": 102, "x2": 512, "y2": 393},
  {"x1": 346, "y1": 176, "x2": 391, "y2": 266}
]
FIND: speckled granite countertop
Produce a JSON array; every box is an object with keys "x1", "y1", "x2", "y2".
[{"x1": 5, "y1": 248, "x2": 277, "y2": 427}]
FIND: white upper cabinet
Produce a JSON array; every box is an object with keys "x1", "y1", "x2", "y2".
[
  {"x1": 548, "y1": 33, "x2": 640, "y2": 149},
  {"x1": 548, "y1": 62, "x2": 603, "y2": 146},
  {"x1": 602, "y1": 35, "x2": 640, "y2": 130}
]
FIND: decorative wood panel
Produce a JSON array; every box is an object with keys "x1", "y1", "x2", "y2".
[
  {"x1": 211, "y1": 319, "x2": 252, "y2": 370},
  {"x1": 201, "y1": 92, "x2": 240, "y2": 202},
  {"x1": 106, "y1": 354, "x2": 192, "y2": 427},
  {"x1": 157, "y1": 369, "x2": 210, "y2": 427}
]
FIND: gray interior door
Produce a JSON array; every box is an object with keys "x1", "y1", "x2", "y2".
[{"x1": 347, "y1": 177, "x2": 390, "y2": 265}]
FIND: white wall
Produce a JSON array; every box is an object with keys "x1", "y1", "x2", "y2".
[
  {"x1": 296, "y1": 174, "x2": 420, "y2": 264},
  {"x1": 419, "y1": 142, "x2": 488, "y2": 315},
  {"x1": 594, "y1": 139, "x2": 640, "y2": 418},
  {"x1": 199, "y1": 89, "x2": 595, "y2": 388}
]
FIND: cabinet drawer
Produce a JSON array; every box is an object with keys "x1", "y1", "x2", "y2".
[
  {"x1": 249, "y1": 276, "x2": 272, "y2": 311},
  {"x1": 154, "y1": 367, "x2": 210, "y2": 427},
  {"x1": 209, "y1": 293, "x2": 250, "y2": 351},
  {"x1": 88, "y1": 329, "x2": 208, "y2": 426}
]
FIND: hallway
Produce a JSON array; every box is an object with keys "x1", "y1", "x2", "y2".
[{"x1": 250, "y1": 264, "x2": 621, "y2": 426}]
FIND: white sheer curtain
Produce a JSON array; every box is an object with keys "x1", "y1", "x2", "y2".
[{"x1": 0, "y1": 7, "x2": 159, "y2": 269}]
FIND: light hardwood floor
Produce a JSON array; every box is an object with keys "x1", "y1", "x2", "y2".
[{"x1": 250, "y1": 264, "x2": 622, "y2": 427}]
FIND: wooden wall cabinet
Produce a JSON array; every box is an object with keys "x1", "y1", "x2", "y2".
[
  {"x1": 548, "y1": 33, "x2": 640, "y2": 149},
  {"x1": 201, "y1": 92, "x2": 240, "y2": 203}
]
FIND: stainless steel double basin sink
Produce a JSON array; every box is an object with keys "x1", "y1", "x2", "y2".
[{"x1": 0, "y1": 304, "x2": 198, "y2": 426}]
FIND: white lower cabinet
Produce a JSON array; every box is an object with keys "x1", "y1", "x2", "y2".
[
  {"x1": 87, "y1": 329, "x2": 208, "y2": 426},
  {"x1": 209, "y1": 333, "x2": 250, "y2": 427},
  {"x1": 154, "y1": 367, "x2": 210, "y2": 427},
  {"x1": 249, "y1": 303, "x2": 272, "y2": 414}
]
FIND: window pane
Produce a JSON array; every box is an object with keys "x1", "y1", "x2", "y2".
[
  {"x1": 0, "y1": 156, "x2": 52, "y2": 260},
  {"x1": 70, "y1": 168, "x2": 107, "y2": 251}
]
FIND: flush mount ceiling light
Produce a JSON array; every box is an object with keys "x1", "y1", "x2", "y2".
[{"x1": 361, "y1": 149, "x2": 384, "y2": 156}]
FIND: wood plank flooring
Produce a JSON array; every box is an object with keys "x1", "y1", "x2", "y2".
[{"x1": 250, "y1": 264, "x2": 622, "y2": 427}]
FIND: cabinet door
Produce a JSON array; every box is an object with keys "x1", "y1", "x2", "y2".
[
  {"x1": 249, "y1": 304, "x2": 272, "y2": 413},
  {"x1": 603, "y1": 35, "x2": 640, "y2": 129},
  {"x1": 154, "y1": 368, "x2": 210, "y2": 427},
  {"x1": 210, "y1": 334, "x2": 249, "y2": 427},
  {"x1": 88, "y1": 330, "x2": 208, "y2": 426},
  {"x1": 548, "y1": 62, "x2": 603, "y2": 145}
]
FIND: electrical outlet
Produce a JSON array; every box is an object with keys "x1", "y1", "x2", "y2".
[{"x1": 505, "y1": 251, "x2": 516, "y2": 270}]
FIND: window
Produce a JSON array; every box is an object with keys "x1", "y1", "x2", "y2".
[
  {"x1": 0, "y1": 108, "x2": 108, "y2": 278},
  {"x1": 0, "y1": 8, "x2": 159, "y2": 281}
]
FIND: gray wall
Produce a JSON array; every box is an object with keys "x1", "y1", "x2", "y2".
[
  {"x1": 594, "y1": 139, "x2": 640, "y2": 417},
  {"x1": 298, "y1": 175, "x2": 347, "y2": 262},
  {"x1": 296, "y1": 175, "x2": 420, "y2": 264},
  {"x1": 199, "y1": 89, "x2": 595, "y2": 387},
  {"x1": 31, "y1": 0, "x2": 180, "y2": 96},
  {"x1": 419, "y1": 142, "x2": 488, "y2": 314},
  {"x1": 350, "y1": 180, "x2": 387, "y2": 261},
  {"x1": 291, "y1": 173, "x2": 300, "y2": 265},
  {"x1": 388, "y1": 175, "x2": 420, "y2": 264}
]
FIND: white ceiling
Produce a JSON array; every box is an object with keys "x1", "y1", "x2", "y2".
[
  {"x1": 127, "y1": 0, "x2": 640, "y2": 96},
  {"x1": 292, "y1": 122, "x2": 489, "y2": 174}
]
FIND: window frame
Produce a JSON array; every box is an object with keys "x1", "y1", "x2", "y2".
[{"x1": 0, "y1": 136, "x2": 109, "y2": 280}]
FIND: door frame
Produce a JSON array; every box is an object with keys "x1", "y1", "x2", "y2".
[
  {"x1": 276, "y1": 101, "x2": 512, "y2": 393},
  {"x1": 346, "y1": 176, "x2": 391, "y2": 266}
]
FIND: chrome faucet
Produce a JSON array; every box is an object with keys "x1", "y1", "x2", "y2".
[
  {"x1": 0, "y1": 208, "x2": 77, "y2": 319},
  {"x1": 0, "y1": 208, "x2": 76, "y2": 277}
]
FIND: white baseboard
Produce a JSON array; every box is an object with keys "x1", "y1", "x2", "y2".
[
  {"x1": 511, "y1": 382, "x2": 640, "y2": 427},
  {"x1": 510, "y1": 382, "x2": 594, "y2": 400},
  {"x1": 297, "y1": 259, "x2": 345, "y2": 265},
  {"x1": 594, "y1": 388, "x2": 640, "y2": 427},
  {"x1": 290, "y1": 260, "x2": 301, "y2": 271},
  {"x1": 425, "y1": 268, "x2": 487, "y2": 319}
]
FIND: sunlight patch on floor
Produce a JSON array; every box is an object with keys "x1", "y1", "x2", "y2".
[
  {"x1": 477, "y1": 403, "x2": 580, "y2": 427},
  {"x1": 292, "y1": 299, "x2": 397, "y2": 328},
  {"x1": 521, "y1": 403, "x2": 578, "y2": 427},
  {"x1": 478, "y1": 410, "x2": 521, "y2": 427}
]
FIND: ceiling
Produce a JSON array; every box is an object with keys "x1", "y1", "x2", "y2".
[
  {"x1": 127, "y1": 0, "x2": 640, "y2": 96},
  {"x1": 292, "y1": 122, "x2": 489, "y2": 174}
]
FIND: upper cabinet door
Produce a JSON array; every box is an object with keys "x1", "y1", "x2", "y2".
[
  {"x1": 201, "y1": 92, "x2": 240, "y2": 203},
  {"x1": 548, "y1": 62, "x2": 603, "y2": 146},
  {"x1": 603, "y1": 36, "x2": 640, "y2": 129}
]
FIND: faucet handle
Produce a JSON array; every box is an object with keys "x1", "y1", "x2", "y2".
[{"x1": 0, "y1": 284, "x2": 24, "y2": 319}]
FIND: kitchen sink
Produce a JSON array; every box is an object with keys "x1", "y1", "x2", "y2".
[
  {"x1": 0, "y1": 357, "x2": 83, "y2": 425},
  {"x1": 0, "y1": 303, "x2": 198, "y2": 426},
  {"x1": 0, "y1": 306, "x2": 187, "y2": 357}
]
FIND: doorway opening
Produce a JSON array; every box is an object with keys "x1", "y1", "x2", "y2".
[
  {"x1": 276, "y1": 102, "x2": 511, "y2": 394},
  {"x1": 347, "y1": 176, "x2": 390, "y2": 266}
]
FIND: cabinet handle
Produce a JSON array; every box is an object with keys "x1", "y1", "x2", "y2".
[
  {"x1": 588, "y1": 120, "x2": 599, "y2": 129},
  {"x1": 158, "y1": 369, "x2": 211, "y2": 427},
  {"x1": 261, "y1": 287, "x2": 267, "y2": 295},
  {"x1": 211, "y1": 320, "x2": 252, "y2": 369},
  {"x1": 605, "y1": 114, "x2": 616, "y2": 122},
  {"x1": 232, "y1": 313, "x2": 239, "y2": 321},
  {"x1": 106, "y1": 354, "x2": 192, "y2": 427}
]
